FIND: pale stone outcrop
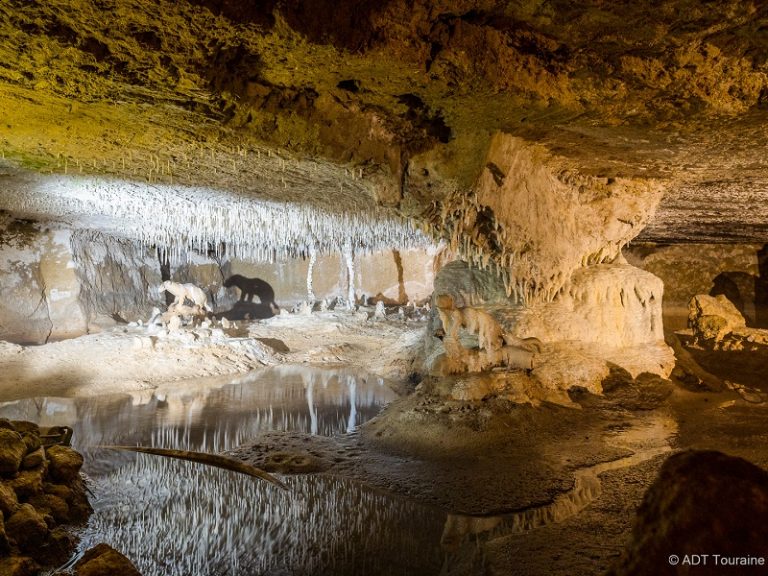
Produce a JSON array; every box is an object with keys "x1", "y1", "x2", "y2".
[
  {"x1": 0, "y1": 221, "x2": 87, "y2": 344},
  {"x1": 430, "y1": 135, "x2": 665, "y2": 304},
  {"x1": 515, "y1": 264, "x2": 665, "y2": 348},
  {"x1": 433, "y1": 294, "x2": 539, "y2": 376},
  {"x1": 688, "y1": 294, "x2": 746, "y2": 343},
  {"x1": 429, "y1": 260, "x2": 674, "y2": 396}
]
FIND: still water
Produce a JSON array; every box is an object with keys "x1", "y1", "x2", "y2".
[{"x1": 0, "y1": 365, "x2": 447, "y2": 576}]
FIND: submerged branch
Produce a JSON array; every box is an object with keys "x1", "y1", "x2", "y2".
[{"x1": 99, "y1": 445, "x2": 289, "y2": 490}]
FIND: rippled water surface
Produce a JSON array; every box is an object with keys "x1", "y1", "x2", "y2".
[{"x1": 0, "y1": 365, "x2": 447, "y2": 576}]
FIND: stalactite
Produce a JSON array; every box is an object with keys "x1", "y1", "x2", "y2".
[{"x1": 0, "y1": 177, "x2": 433, "y2": 267}]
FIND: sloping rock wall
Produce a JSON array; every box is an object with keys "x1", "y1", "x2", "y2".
[{"x1": 0, "y1": 217, "x2": 87, "y2": 344}]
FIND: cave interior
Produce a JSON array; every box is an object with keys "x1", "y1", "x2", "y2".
[{"x1": 1, "y1": 1, "x2": 768, "y2": 575}]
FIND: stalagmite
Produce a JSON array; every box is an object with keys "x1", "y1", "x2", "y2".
[
  {"x1": 306, "y1": 244, "x2": 317, "y2": 303},
  {"x1": 342, "y1": 241, "x2": 355, "y2": 310}
]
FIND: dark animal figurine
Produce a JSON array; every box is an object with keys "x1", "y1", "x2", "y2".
[{"x1": 224, "y1": 274, "x2": 277, "y2": 307}]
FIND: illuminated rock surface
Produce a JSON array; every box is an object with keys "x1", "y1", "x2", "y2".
[{"x1": 0, "y1": 2, "x2": 768, "y2": 575}]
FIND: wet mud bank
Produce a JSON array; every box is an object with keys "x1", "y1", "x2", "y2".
[
  {"x1": 230, "y1": 378, "x2": 680, "y2": 575},
  {"x1": 231, "y1": 351, "x2": 768, "y2": 576}
]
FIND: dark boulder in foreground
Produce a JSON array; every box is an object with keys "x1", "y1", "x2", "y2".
[
  {"x1": 0, "y1": 420, "x2": 93, "y2": 573},
  {"x1": 609, "y1": 450, "x2": 768, "y2": 576},
  {"x1": 75, "y1": 543, "x2": 142, "y2": 576}
]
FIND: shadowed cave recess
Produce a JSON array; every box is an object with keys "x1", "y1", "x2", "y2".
[{"x1": 1, "y1": 1, "x2": 768, "y2": 575}]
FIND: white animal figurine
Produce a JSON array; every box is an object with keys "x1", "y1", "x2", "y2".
[{"x1": 159, "y1": 281, "x2": 212, "y2": 313}]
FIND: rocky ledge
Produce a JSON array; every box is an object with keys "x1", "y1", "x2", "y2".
[{"x1": 0, "y1": 419, "x2": 91, "y2": 576}]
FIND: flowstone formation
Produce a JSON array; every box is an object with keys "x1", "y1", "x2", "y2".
[
  {"x1": 427, "y1": 258, "x2": 673, "y2": 402},
  {"x1": 423, "y1": 134, "x2": 665, "y2": 304}
]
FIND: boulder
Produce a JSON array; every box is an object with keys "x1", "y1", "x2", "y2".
[
  {"x1": 0, "y1": 511, "x2": 10, "y2": 554},
  {"x1": 65, "y1": 482, "x2": 93, "y2": 523},
  {"x1": 6, "y1": 504, "x2": 49, "y2": 552},
  {"x1": 11, "y1": 421, "x2": 40, "y2": 436},
  {"x1": 74, "y1": 543, "x2": 142, "y2": 576},
  {"x1": 29, "y1": 493, "x2": 70, "y2": 523},
  {"x1": 36, "y1": 526, "x2": 76, "y2": 567},
  {"x1": 0, "y1": 482, "x2": 19, "y2": 516},
  {"x1": 688, "y1": 294, "x2": 746, "y2": 343},
  {"x1": 0, "y1": 556, "x2": 40, "y2": 576},
  {"x1": 43, "y1": 482, "x2": 72, "y2": 501},
  {"x1": 21, "y1": 432, "x2": 41, "y2": 454},
  {"x1": 21, "y1": 446, "x2": 45, "y2": 470},
  {"x1": 0, "y1": 429, "x2": 26, "y2": 475},
  {"x1": 609, "y1": 450, "x2": 768, "y2": 576},
  {"x1": 45, "y1": 445, "x2": 84, "y2": 482},
  {"x1": 9, "y1": 466, "x2": 46, "y2": 498}
]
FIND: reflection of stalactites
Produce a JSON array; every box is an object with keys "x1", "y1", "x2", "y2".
[
  {"x1": 305, "y1": 378, "x2": 318, "y2": 436},
  {"x1": 346, "y1": 375, "x2": 357, "y2": 433}
]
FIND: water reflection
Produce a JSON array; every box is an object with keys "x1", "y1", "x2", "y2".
[
  {"x1": 0, "y1": 366, "x2": 446, "y2": 576},
  {"x1": 0, "y1": 365, "x2": 398, "y2": 454}
]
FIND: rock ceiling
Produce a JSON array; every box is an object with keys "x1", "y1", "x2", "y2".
[{"x1": 1, "y1": 0, "x2": 767, "y2": 246}]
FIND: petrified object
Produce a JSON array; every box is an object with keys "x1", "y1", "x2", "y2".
[
  {"x1": 102, "y1": 446, "x2": 289, "y2": 490},
  {"x1": 224, "y1": 274, "x2": 277, "y2": 308},
  {"x1": 159, "y1": 280, "x2": 212, "y2": 313},
  {"x1": 435, "y1": 293, "x2": 540, "y2": 374}
]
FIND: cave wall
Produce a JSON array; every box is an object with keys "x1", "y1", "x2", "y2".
[
  {"x1": 229, "y1": 247, "x2": 438, "y2": 306},
  {"x1": 0, "y1": 219, "x2": 87, "y2": 344},
  {"x1": 70, "y1": 230, "x2": 165, "y2": 328},
  {"x1": 0, "y1": 216, "x2": 437, "y2": 344},
  {"x1": 626, "y1": 243, "x2": 768, "y2": 330}
]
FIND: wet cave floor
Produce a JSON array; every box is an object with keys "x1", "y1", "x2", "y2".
[
  {"x1": 1, "y1": 323, "x2": 767, "y2": 576},
  {"x1": 227, "y1": 343, "x2": 768, "y2": 575}
]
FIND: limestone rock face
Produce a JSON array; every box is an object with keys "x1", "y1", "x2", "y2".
[
  {"x1": 70, "y1": 230, "x2": 164, "y2": 328},
  {"x1": 74, "y1": 543, "x2": 142, "y2": 576},
  {"x1": 688, "y1": 293, "x2": 747, "y2": 342},
  {"x1": 626, "y1": 242, "x2": 766, "y2": 330},
  {"x1": 0, "y1": 221, "x2": 87, "y2": 344},
  {"x1": 516, "y1": 264, "x2": 666, "y2": 348},
  {"x1": 610, "y1": 450, "x2": 768, "y2": 576}
]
